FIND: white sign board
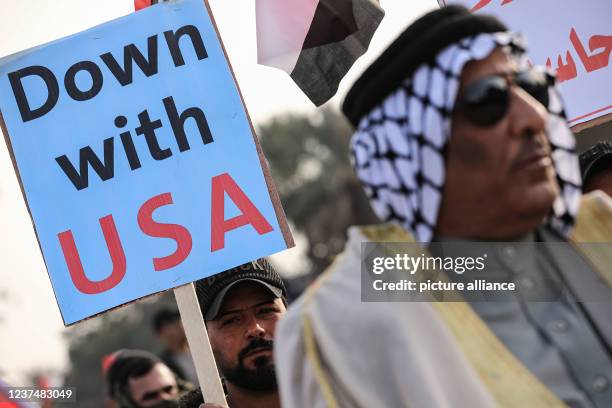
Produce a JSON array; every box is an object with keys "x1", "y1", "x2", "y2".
[{"x1": 439, "y1": 0, "x2": 612, "y2": 127}]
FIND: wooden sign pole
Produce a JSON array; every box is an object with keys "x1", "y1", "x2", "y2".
[{"x1": 174, "y1": 283, "x2": 228, "y2": 406}]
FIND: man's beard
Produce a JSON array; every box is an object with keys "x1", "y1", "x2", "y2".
[{"x1": 219, "y1": 338, "x2": 277, "y2": 392}]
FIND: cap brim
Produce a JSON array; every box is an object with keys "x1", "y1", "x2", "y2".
[{"x1": 204, "y1": 278, "x2": 283, "y2": 320}]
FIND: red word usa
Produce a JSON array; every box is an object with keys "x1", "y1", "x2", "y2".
[{"x1": 57, "y1": 172, "x2": 273, "y2": 294}]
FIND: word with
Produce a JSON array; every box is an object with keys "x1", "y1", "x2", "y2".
[
  {"x1": 546, "y1": 28, "x2": 611, "y2": 83},
  {"x1": 55, "y1": 96, "x2": 212, "y2": 190},
  {"x1": 372, "y1": 254, "x2": 486, "y2": 275},
  {"x1": 57, "y1": 172, "x2": 273, "y2": 294},
  {"x1": 8, "y1": 24, "x2": 207, "y2": 122}
]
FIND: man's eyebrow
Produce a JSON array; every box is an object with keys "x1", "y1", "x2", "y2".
[{"x1": 216, "y1": 299, "x2": 276, "y2": 319}]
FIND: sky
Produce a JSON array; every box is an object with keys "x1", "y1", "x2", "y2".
[{"x1": 0, "y1": 0, "x2": 438, "y2": 384}]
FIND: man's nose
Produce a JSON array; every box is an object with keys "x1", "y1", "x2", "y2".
[
  {"x1": 508, "y1": 85, "x2": 548, "y2": 139},
  {"x1": 244, "y1": 315, "x2": 266, "y2": 339}
]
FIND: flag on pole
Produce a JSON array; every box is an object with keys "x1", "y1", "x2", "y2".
[{"x1": 256, "y1": 0, "x2": 385, "y2": 106}]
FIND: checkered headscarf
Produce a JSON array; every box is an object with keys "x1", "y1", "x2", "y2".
[{"x1": 349, "y1": 32, "x2": 581, "y2": 243}]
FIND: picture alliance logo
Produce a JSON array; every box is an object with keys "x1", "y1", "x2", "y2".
[{"x1": 371, "y1": 253, "x2": 489, "y2": 275}]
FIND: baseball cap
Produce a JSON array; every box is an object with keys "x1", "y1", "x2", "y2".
[
  {"x1": 194, "y1": 258, "x2": 286, "y2": 320},
  {"x1": 580, "y1": 141, "x2": 612, "y2": 185}
]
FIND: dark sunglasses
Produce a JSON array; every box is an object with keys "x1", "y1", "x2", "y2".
[{"x1": 454, "y1": 69, "x2": 555, "y2": 127}]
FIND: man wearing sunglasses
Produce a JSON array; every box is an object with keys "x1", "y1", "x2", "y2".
[
  {"x1": 275, "y1": 5, "x2": 612, "y2": 408},
  {"x1": 180, "y1": 259, "x2": 287, "y2": 408}
]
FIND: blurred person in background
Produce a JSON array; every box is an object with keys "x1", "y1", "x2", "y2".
[
  {"x1": 106, "y1": 349, "x2": 190, "y2": 408},
  {"x1": 580, "y1": 141, "x2": 612, "y2": 197},
  {"x1": 153, "y1": 308, "x2": 198, "y2": 385},
  {"x1": 275, "y1": 5, "x2": 612, "y2": 408},
  {"x1": 180, "y1": 258, "x2": 287, "y2": 408}
]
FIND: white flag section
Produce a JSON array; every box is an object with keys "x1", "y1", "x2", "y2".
[
  {"x1": 439, "y1": 0, "x2": 612, "y2": 128},
  {"x1": 256, "y1": 0, "x2": 384, "y2": 106},
  {"x1": 256, "y1": 0, "x2": 319, "y2": 73}
]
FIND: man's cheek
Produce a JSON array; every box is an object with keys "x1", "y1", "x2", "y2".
[
  {"x1": 212, "y1": 337, "x2": 237, "y2": 363},
  {"x1": 265, "y1": 319, "x2": 280, "y2": 338},
  {"x1": 219, "y1": 348, "x2": 240, "y2": 370},
  {"x1": 449, "y1": 128, "x2": 495, "y2": 170}
]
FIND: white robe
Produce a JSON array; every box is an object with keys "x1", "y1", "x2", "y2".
[{"x1": 274, "y1": 226, "x2": 496, "y2": 408}]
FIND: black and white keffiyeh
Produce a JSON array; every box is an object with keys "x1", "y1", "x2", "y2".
[{"x1": 350, "y1": 32, "x2": 581, "y2": 243}]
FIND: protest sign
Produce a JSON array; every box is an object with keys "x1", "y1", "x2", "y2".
[
  {"x1": 439, "y1": 0, "x2": 612, "y2": 129},
  {"x1": 0, "y1": 0, "x2": 293, "y2": 326}
]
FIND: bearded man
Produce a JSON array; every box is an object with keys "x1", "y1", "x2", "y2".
[{"x1": 181, "y1": 259, "x2": 287, "y2": 408}]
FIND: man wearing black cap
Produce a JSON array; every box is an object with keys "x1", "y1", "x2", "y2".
[
  {"x1": 580, "y1": 141, "x2": 612, "y2": 197},
  {"x1": 180, "y1": 258, "x2": 287, "y2": 408},
  {"x1": 275, "y1": 5, "x2": 612, "y2": 408}
]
